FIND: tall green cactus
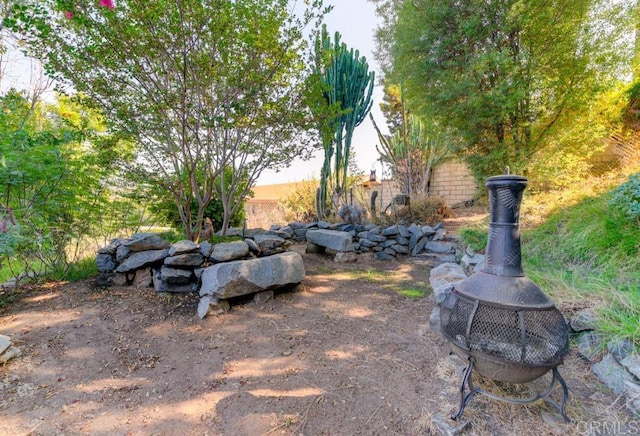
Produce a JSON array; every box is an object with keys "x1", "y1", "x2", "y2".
[{"x1": 314, "y1": 25, "x2": 374, "y2": 217}]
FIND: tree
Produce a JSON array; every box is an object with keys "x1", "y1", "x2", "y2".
[
  {"x1": 379, "y1": 0, "x2": 635, "y2": 183},
  {"x1": 0, "y1": 90, "x2": 132, "y2": 279},
  {"x1": 9, "y1": 0, "x2": 328, "y2": 239},
  {"x1": 371, "y1": 84, "x2": 457, "y2": 197},
  {"x1": 311, "y1": 24, "x2": 374, "y2": 218}
]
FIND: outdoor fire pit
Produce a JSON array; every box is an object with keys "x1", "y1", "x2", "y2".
[{"x1": 440, "y1": 173, "x2": 570, "y2": 421}]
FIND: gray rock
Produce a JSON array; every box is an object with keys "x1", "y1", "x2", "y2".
[
  {"x1": 96, "y1": 253, "x2": 117, "y2": 273},
  {"x1": 382, "y1": 225, "x2": 399, "y2": 237},
  {"x1": 429, "y1": 307, "x2": 441, "y2": 333},
  {"x1": 408, "y1": 224, "x2": 424, "y2": 238},
  {"x1": 592, "y1": 353, "x2": 637, "y2": 395},
  {"x1": 161, "y1": 266, "x2": 192, "y2": 284},
  {"x1": 624, "y1": 380, "x2": 640, "y2": 417},
  {"x1": 124, "y1": 233, "x2": 171, "y2": 252},
  {"x1": 116, "y1": 245, "x2": 131, "y2": 262},
  {"x1": 398, "y1": 224, "x2": 411, "y2": 238},
  {"x1": 200, "y1": 241, "x2": 214, "y2": 257},
  {"x1": 375, "y1": 251, "x2": 395, "y2": 261},
  {"x1": 306, "y1": 229, "x2": 354, "y2": 252},
  {"x1": 411, "y1": 238, "x2": 428, "y2": 256},
  {"x1": 253, "y1": 233, "x2": 289, "y2": 255},
  {"x1": 0, "y1": 335, "x2": 11, "y2": 355},
  {"x1": 211, "y1": 241, "x2": 250, "y2": 262},
  {"x1": 576, "y1": 331, "x2": 603, "y2": 362},
  {"x1": 396, "y1": 236, "x2": 410, "y2": 246},
  {"x1": 432, "y1": 228, "x2": 447, "y2": 241},
  {"x1": 97, "y1": 238, "x2": 125, "y2": 255},
  {"x1": 609, "y1": 338, "x2": 635, "y2": 361},
  {"x1": 198, "y1": 295, "x2": 231, "y2": 318},
  {"x1": 93, "y1": 273, "x2": 115, "y2": 288},
  {"x1": 359, "y1": 238, "x2": 378, "y2": 248},
  {"x1": 334, "y1": 251, "x2": 357, "y2": 262},
  {"x1": 116, "y1": 249, "x2": 169, "y2": 273},
  {"x1": 200, "y1": 251, "x2": 305, "y2": 299},
  {"x1": 133, "y1": 267, "x2": 153, "y2": 287},
  {"x1": 421, "y1": 225, "x2": 436, "y2": 236},
  {"x1": 392, "y1": 244, "x2": 410, "y2": 255},
  {"x1": 369, "y1": 234, "x2": 387, "y2": 243},
  {"x1": 620, "y1": 355, "x2": 640, "y2": 380},
  {"x1": 415, "y1": 252, "x2": 458, "y2": 267},
  {"x1": 0, "y1": 344, "x2": 21, "y2": 363},
  {"x1": 164, "y1": 253, "x2": 205, "y2": 267},
  {"x1": 305, "y1": 242, "x2": 325, "y2": 254},
  {"x1": 380, "y1": 239, "x2": 397, "y2": 248},
  {"x1": 461, "y1": 253, "x2": 485, "y2": 268},
  {"x1": 113, "y1": 272, "x2": 129, "y2": 286},
  {"x1": 317, "y1": 220, "x2": 332, "y2": 229},
  {"x1": 426, "y1": 241, "x2": 456, "y2": 254},
  {"x1": 570, "y1": 308, "x2": 597, "y2": 332},
  {"x1": 244, "y1": 238, "x2": 260, "y2": 255},
  {"x1": 430, "y1": 413, "x2": 470, "y2": 436},
  {"x1": 169, "y1": 240, "x2": 198, "y2": 256}
]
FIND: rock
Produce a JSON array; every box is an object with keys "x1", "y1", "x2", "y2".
[
  {"x1": 133, "y1": 267, "x2": 153, "y2": 288},
  {"x1": 609, "y1": 338, "x2": 635, "y2": 362},
  {"x1": 198, "y1": 295, "x2": 231, "y2": 318},
  {"x1": 380, "y1": 239, "x2": 396, "y2": 248},
  {"x1": 429, "y1": 262, "x2": 467, "y2": 304},
  {"x1": 164, "y1": 253, "x2": 205, "y2": 267},
  {"x1": 116, "y1": 245, "x2": 131, "y2": 262},
  {"x1": 200, "y1": 241, "x2": 214, "y2": 257},
  {"x1": 411, "y1": 237, "x2": 428, "y2": 256},
  {"x1": 421, "y1": 225, "x2": 436, "y2": 236},
  {"x1": 124, "y1": 233, "x2": 171, "y2": 252},
  {"x1": 244, "y1": 238, "x2": 260, "y2": 255},
  {"x1": 113, "y1": 272, "x2": 129, "y2": 286},
  {"x1": 624, "y1": 380, "x2": 640, "y2": 416},
  {"x1": 375, "y1": 251, "x2": 395, "y2": 261},
  {"x1": 96, "y1": 253, "x2": 117, "y2": 273},
  {"x1": 369, "y1": 234, "x2": 387, "y2": 243},
  {"x1": 253, "y1": 234, "x2": 289, "y2": 256},
  {"x1": 429, "y1": 307, "x2": 441, "y2": 333},
  {"x1": 169, "y1": 240, "x2": 198, "y2": 256},
  {"x1": 426, "y1": 241, "x2": 457, "y2": 254},
  {"x1": 415, "y1": 253, "x2": 457, "y2": 267},
  {"x1": 432, "y1": 228, "x2": 447, "y2": 241},
  {"x1": 211, "y1": 241, "x2": 250, "y2": 262},
  {"x1": 305, "y1": 242, "x2": 324, "y2": 254},
  {"x1": 570, "y1": 308, "x2": 597, "y2": 332},
  {"x1": 592, "y1": 353, "x2": 637, "y2": 395},
  {"x1": 0, "y1": 335, "x2": 11, "y2": 355},
  {"x1": 382, "y1": 225, "x2": 399, "y2": 237},
  {"x1": 317, "y1": 220, "x2": 332, "y2": 229},
  {"x1": 97, "y1": 238, "x2": 125, "y2": 255},
  {"x1": 200, "y1": 251, "x2": 305, "y2": 299},
  {"x1": 398, "y1": 224, "x2": 411, "y2": 238},
  {"x1": 392, "y1": 244, "x2": 410, "y2": 255},
  {"x1": 620, "y1": 355, "x2": 640, "y2": 380},
  {"x1": 0, "y1": 345, "x2": 21, "y2": 363},
  {"x1": 576, "y1": 331, "x2": 603, "y2": 363},
  {"x1": 460, "y1": 253, "x2": 485, "y2": 269},
  {"x1": 359, "y1": 238, "x2": 378, "y2": 248},
  {"x1": 306, "y1": 229, "x2": 354, "y2": 252},
  {"x1": 160, "y1": 266, "x2": 192, "y2": 284},
  {"x1": 116, "y1": 249, "x2": 169, "y2": 273},
  {"x1": 430, "y1": 413, "x2": 470, "y2": 436},
  {"x1": 334, "y1": 251, "x2": 357, "y2": 262}
]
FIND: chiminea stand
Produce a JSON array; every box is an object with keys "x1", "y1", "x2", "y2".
[{"x1": 452, "y1": 355, "x2": 570, "y2": 422}]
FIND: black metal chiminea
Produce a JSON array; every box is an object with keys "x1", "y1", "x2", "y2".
[{"x1": 440, "y1": 174, "x2": 570, "y2": 421}]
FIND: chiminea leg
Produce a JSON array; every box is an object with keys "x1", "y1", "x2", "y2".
[{"x1": 451, "y1": 356, "x2": 476, "y2": 421}]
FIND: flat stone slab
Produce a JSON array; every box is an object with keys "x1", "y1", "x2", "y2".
[
  {"x1": 200, "y1": 251, "x2": 305, "y2": 299},
  {"x1": 306, "y1": 229, "x2": 354, "y2": 252},
  {"x1": 116, "y1": 249, "x2": 169, "y2": 273},
  {"x1": 211, "y1": 241, "x2": 249, "y2": 262}
]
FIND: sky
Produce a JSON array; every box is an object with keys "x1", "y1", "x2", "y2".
[
  {"x1": 259, "y1": 0, "x2": 385, "y2": 185},
  {"x1": 0, "y1": 0, "x2": 386, "y2": 186}
]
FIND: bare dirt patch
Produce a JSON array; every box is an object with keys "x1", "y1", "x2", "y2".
[{"x1": 0, "y1": 243, "x2": 634, "y2": 435}]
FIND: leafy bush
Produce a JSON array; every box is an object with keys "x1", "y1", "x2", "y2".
[
  {"x1": 278, "y1": 179, "x2": 318, "y2": 223},
  {"x1": 609, "y1": 172, "x2": 640, "y2": 223}
]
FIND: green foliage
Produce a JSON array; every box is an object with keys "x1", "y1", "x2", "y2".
[
  {"x1": 381, "y1": 0, "x2": 634, "y2": 185},
  {"x1": 10, "y1": 0, "x2": 328, "y2": 239},
  {"x1": 312, "y1": 24, "x2": 375, "y2": 217},
  {"x1": 523, "y1": 189, "x2": 640, "y2": 347},
  {"x1": 278, "y1": 179, "x2": 318, "y2": 223},
  {"x1": 0, "y1": 90, "x2": 132, "y2": 281},
  {"x1": 609, "y1": 172, "x2": 640, "y2": 223},
  {"x1": 459, "y1": 226, "x2": 488, "y2": 253}
]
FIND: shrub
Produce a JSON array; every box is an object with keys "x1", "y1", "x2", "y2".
[
  {"x1": 609, "y1": 172, "x2": 640, "y2": 224},
  {"x1": 337, "y1": 204, "x2": 366, "y2": 224},
  {"x1": 278, "y1": 179, "x2": 318, "y2": 223},
  {"x1": 378, "y1": 195, "x2": 453, "y2": 226}
]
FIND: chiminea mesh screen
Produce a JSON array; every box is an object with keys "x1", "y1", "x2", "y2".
[{"x1": 441, "y1": 289, "x2": 568, "y2": 368}]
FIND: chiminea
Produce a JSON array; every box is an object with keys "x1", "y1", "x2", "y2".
[{"x1": 440, "y1": 174, "x2": 570, "y2": 421}]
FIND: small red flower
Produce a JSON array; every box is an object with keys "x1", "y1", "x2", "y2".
[
  {"x1": 99, "y1": 0, "x2": 115, "y2": 10},
  {"x1": 64, "y1": 11, "x2": 73, "y2": 19}
]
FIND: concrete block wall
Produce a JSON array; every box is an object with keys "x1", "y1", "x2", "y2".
[{"x1": 429, "y1": 162, "x2": 477, "y2": 206}]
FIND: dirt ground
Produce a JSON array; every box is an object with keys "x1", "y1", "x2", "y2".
[{"x1": 0, "y1": 221, "x2": 636, "y2": 435}]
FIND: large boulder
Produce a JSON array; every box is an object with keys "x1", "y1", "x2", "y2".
[
  {"x1": 306, "y1": 229, "x2": 354, "y2": 252},
  {"x1": 200, "y1": 251, "x2": 305, "y2": 300}
]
